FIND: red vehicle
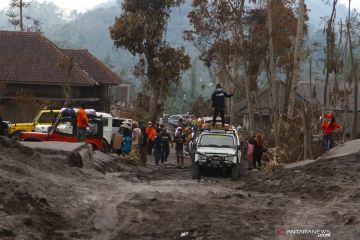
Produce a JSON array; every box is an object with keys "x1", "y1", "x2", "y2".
[{"x1": 21, "y1": 116, "x2": 106, "y2": 152}]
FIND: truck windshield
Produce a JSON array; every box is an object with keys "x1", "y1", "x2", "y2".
[
  {"x1": 199, "y1": 134, "x2": 235, "y2": 148},
  {"x1": 38, "y1": 112, "x2": 59, "y2": 124}
]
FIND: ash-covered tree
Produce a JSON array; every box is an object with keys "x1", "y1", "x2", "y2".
[
  {"x1": 185, "y1": 0, "x2": 299, "y2": 136},
  {"x1": 109, "y1": 0, "x2": 191, "y2": 121},
  {"x1": 7, "y1": 0, "x2": 42, "y2": 32},
  {"x1": 185, "y1": 0, "x2": 258, "y2": 134}
]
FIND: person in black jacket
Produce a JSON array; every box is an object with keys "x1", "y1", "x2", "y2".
[{"x1": 211, "y1": 83, "x2": 234, "y2": 127}]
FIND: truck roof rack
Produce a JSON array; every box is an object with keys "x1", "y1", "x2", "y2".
[{"x1": 200, "y1": 128, "x2": 236, "y2": 134}]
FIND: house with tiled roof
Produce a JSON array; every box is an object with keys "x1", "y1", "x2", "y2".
[{"x1": 0, "y1": 31, "x2": 121, "y2": 118}]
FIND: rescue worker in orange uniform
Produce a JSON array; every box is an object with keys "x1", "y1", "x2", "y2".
[
  {"x1": 145, "y1": 121, "x2": 156, "y2": 155},
  {"x1": 76, "y1": 103, "x2": 88, "y2": 142}
]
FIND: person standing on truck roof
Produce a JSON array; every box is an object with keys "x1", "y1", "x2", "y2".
[
  {"x1": 174, "y1": 127, "x2": 186, "y2": 168},
  {"x1": 146, "y1": 121, "x2": 156, "y2": 155},
  {"x1": 211, "y1": 83, "x2": 234, "y2": 127},
  {"x1": 76, "y1": 103, "x2": 88, "y2": 142},
  {"x1": 321, "y1": 113, "x2": 341, "y2": 151}
]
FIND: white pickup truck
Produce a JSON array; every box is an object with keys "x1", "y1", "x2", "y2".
[{"x1": 192, "y1": 128, "x2": 243, "y2": 180}]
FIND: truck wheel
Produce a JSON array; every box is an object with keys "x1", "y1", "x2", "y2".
[
  {"x1": 12, "y1": 131, "x2": 23, "y2": 140},
  {"x1": 239, "y1": 160, "x2": 245, "y2": 177},
  {"x1": 231, "y1": 163, "x2": 240, "y2": 181},
  {"x1": 192, "y1": 165, "x2": 201, "y2": 180}
]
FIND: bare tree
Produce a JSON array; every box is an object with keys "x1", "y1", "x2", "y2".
[
  {"x1": 323, "y1": 0, "x2": 338, "y2": 109},
  {"x1": 58, "y1": 56, "x2": 74, "y2": 106},
  {"x1": 347, "y1": 0, "x2": 359, "y2": 139},
  {"x1": 7, "y1": 0, "x2": 42, "y2": 32},
  {"x1": 267, "y1": 0, "x2": 280, "y2": 147},
  {"x1": 287, "y1": 0, "x2": 305, "y2": 118}
]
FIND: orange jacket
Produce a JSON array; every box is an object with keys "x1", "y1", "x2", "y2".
[
  {"x1": 146, "y1": 127, "x2": 156, "y2": 141},
  {"x1": 77, "y1": 108, "x2": 88, "y2": 128}
]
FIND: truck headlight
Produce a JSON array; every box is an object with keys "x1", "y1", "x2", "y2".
[
  {"x1": 224, "y1": 156, "x2": 237, "y2": 163},
  {"x1": 195, "y1": 153, "x2": 206, "y2": 162}
]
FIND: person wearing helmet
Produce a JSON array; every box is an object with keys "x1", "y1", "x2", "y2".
[
  {"x1": 174, "y1": 127, "x2": 186, "y2": 168},
  {"x1": 211, "y1": 83, "x2": 233, "y2": 127},
  {"x1": 321, "y1": 113, "x2": 341, "y2": 151}
]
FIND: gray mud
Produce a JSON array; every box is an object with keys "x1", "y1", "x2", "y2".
[{"x1": 0, "y1": 137, "x2": 359, "y2": 240}]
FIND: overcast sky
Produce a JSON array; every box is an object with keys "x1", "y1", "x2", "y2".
[
  {"x1": 0, "y1": 0, "x2": 359, "y2": 13},
  {"x1": 0, "y1": 0, "x2": 112, "y2": 13}
]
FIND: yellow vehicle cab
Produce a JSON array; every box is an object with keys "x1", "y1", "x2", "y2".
[{"x1": 9, "y1": 109, "x2": 60, "y2": 138}]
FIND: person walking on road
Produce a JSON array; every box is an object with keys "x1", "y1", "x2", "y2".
[
  {"x1": 161, "y1": 129, "x2": 173, "y2": 163},
  {"x1": 154, "y1": 128, "x2": 163, "y2": 166},
  {"x1": 139, "y1": 121, "x2": 148, "y2": 166},
  {"x1": 76, "y1": 103, "x2": 88, "y2": 142},
  {"x1": 247, "y1": 137, "x2": 255, "y2": 171},
  {"x1": 321, "y1": 114, "x2": 341, "y2": 151},
  {"x1": 253, "y1": 133, "x2": 264, "y2": 171},
  {"x1": 211, "y1": 83, "x2": 233, "y2": 127},
  {"x1": 174, "y1": 127, "x2": 186, "y2": 168},
  {"x1": 146, "y1": 121, "x2": 156, "y2": 155}
]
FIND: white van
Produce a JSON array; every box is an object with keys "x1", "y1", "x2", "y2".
[{"x1": 95, "y1": 112, "x2": 118, "y2": 150}]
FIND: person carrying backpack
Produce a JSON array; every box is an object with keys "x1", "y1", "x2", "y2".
[
  {"x1": 211, "y1": 83, "x2": 233, "y2": 127},
  {"x1": 174, "y1": 127, "x2": 186, "y2": 168}
]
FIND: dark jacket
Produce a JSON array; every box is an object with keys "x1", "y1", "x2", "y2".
[{"x1": 211, "y1": 89, "x2": 233, "y2": 109}]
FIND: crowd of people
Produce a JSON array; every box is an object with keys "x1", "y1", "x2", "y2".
[
  {"x1": 117, "y1": 83, "x2": 343, "y2": 171},
  {"x1": 119, "y1": 120, "x2": 193, "y2": 168}
]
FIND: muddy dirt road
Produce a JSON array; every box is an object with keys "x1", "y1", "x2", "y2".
[{"x1": 0, "y1": 138, "x2": 360, "y2": 240}]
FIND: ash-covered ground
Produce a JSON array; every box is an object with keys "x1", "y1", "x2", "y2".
[{"x1": 0, "y1": 137, "x2": 359, "y2": 240}]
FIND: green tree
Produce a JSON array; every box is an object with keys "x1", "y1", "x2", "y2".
[{"x1": 110, "y1": 0, "x2": 191, "y2": 121}]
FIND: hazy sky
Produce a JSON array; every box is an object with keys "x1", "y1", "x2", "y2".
[
  {"x1": 0, "y1": 0, "x2": 112, "y2": 13},
  {"x1": 0, "y1": 0, "x2": 359, "y2": 13},
  {"x1": 338, "y1": 0, "x2": 360, "y2": 9}
]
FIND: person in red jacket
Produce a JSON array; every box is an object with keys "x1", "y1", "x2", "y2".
[
  {"x1": 321, "y1": 113, "x2": 341, "y2": 151},
  {"x1": 76, "y1": 103, "x2": 88, "y2": 142}
]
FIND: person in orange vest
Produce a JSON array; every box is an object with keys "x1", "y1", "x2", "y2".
[
  {"x1": 145, "y1": 121, "x2": 156, "y2": 155},
  {"x1": 321, "y1": 113, "x2": 341, "y2": 151},
  {"x1": 76, "y1": 103, "x2": 88, "y2": 142}
]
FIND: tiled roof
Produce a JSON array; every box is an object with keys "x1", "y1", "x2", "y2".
[
  {"x1": 0, "y1": 31, "x2": 121, "y2": 86},
  {"x1": 62, "y1": 49, "x2": 120, "y2": 85}
]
